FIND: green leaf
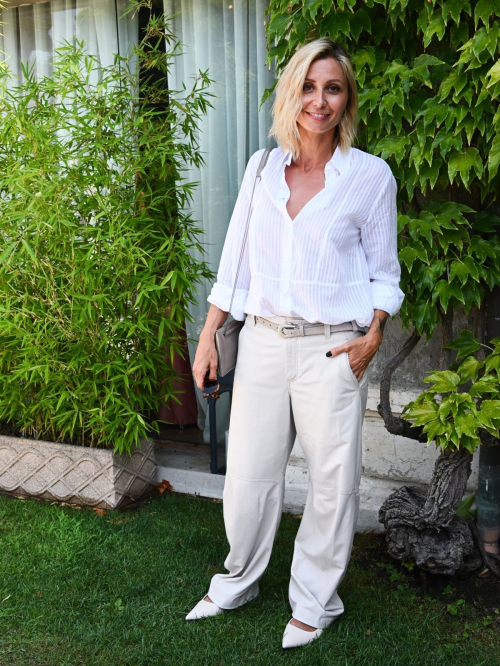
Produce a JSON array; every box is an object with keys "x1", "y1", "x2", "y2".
[
  {"x1": 474, "y1": 0, "x2": 500, "y2": 31},
  {"x1": 320, "y1": 11, "x2": 351, "y2": 38},
  {"x1": 423, "y1": 370, "x2": 461, "y2": 393},
  {"x1": 470, "y1": 27, "x2": 489, "y2": 58},
  {"x1": 460, "y1": 434, "x2": 480, "y2": 453},
  {"x1": 413, "y1": 54, "x2": 446, "y2": 68},
  {"x1": 448, "y1": 148, "x2": 483, "y2": 188},
  {"x1": 423, "y1": 10, "x2": 446, "y2": 47},
  {"x1": 469, "y1": 376, "x2": 499, "y2": 397},
  {"x1": 410, "y1": 301, "x2": 440, "y2": 336},
  {"x1": 353, "y1": 47, "x2": 377, "y2": 72},
  {"x1": 478, "y1": 400, "x2": 500, "y2": 422},
  {"x1": 0, "y1": 241, "x2": 18, "y2": 265},
  {"x1": 376, "y1": 135, "x2": 410, "y2": 165},
  {"x1": 409, "y1": 216, "x2": 440, "y2": 247},
  {"x1": 485, "y1": 60, "x2": 500, "y2": 88},
  {"x1": 268, "y1": 14, "x2": 292, "y2": 36},
  {"x1": 304, "y1": 0, "x2": 326, "y2": 20},
  {"x1": 439, "y1": 70, "x2": 467, "y2": 101},
  {"x1": 470, "y1": 235, "x2": 496, "y2": 260},
  {"x1": 417, "y1": 99, "x2": 449, "y2": 129},
  {"x1": 402, "y1": 400, "x2": 439, "y2": 426},
  {"x1": 449, "y1": 260, "x2": 470, "y2": 285},
  {"x1": 21, "y1": 239, "x2": 38, "y2": 264},
  {"x1": 419, "y1": 159, "x2": 443, "y2": 190},
  {"x1": 444, "y1": 330, "x2": 481, "y2": 358},
  {"x1": 349, "y1": 9, "x2": 371, "y2": 41},
  {"x1": 423, "y1": 419, "x2": 448, "y2": 439},
  {"x1": 488, "y1": 133, "x2": 500, "y2": 181},
  {"x1": 451, "y1": 21, "x2": 470, "y2": 49},
  {"x1": 461, "y1": 281, "x2": 484, "y2": 313},
  {"x1": 431, "y1": 280, "x2": 465, "y2": 311},
  {"x1": 456, "y1": 355, "x2": 483, "y2": 382},
  {"x1": 484, "y1": 353, "x2": 500, "y2": 374},
  {"x1": 442, "y1": 0, "x2": 469, "y2": 25},
  {"x1": 455, "y1": 492, "x2": 477, "y2": 519},
  {"x1": 268, "y1": 39, "x2": 289, "y2": 62},
  {"x1": 455, "y1": 413, "x2": 479, "y2": 439},
  {"x1": 462, "y1": 255, "x2": 480, "y2": 282},
  {"x1": 399, "y1": 246, "x2": 420, "y2": 271},
  {"x1": 385, "y1": 61, "x2": 408, "y2": 88},
  {"x1": 438, "y1": 395, "x2": 460, "y2": 420}
]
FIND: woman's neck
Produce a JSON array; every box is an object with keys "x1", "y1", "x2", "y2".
[{"x1": 293, "y1": 134, "x2": 339, "y2": 172}]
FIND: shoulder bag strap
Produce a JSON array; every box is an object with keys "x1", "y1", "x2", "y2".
[{"x1": 225, "y1": 147, "x2": 272, "y2": 325}]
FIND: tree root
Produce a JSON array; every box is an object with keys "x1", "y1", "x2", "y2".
[{"x1": 379, "y1": 449, "x2": 478, "y2": 576}]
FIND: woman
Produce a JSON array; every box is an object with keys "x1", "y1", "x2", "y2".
[{"x1": 188, "y1": 38, "x2": 404, "y2": 649}]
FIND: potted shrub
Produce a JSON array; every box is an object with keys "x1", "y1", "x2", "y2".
[{"x1": 0, "y1": 1, "x2": 214, "y2": 509}]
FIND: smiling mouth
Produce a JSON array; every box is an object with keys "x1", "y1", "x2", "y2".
[{"x1": 306, "y1": 111, "x2": 330, "y2": 119}]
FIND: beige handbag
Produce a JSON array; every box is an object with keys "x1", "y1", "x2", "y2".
[{"x1": 214, "y1": 148, "x2": 272, "y2": 377}]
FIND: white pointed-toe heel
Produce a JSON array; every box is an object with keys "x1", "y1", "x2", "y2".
[
  {"x1": 185, "y1": 596, "x2": 224, "y2": 621},
  {"x1": 282, "y1": 620, "x2": 323, "y2": 649}
]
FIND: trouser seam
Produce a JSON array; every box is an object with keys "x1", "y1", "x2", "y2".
[{"x1": 225, "y1": 470, "x2": 282, "y2": 485}]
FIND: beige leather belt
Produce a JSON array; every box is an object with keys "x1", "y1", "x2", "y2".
[{"x1": 251, "y1": 315, "x2": 368, "y2": 339}]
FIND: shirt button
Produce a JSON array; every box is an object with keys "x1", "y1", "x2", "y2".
[{"x1": 281, "y1": 284, "x2": 289, "y2": 294}]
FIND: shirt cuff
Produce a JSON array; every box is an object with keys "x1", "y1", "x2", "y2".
[
  {"x1": 370, "y1": 281, "x2": 405, "y2": 317},
  {"x1": 207, "y1": 283, "x2": 249, "y2": 321}
]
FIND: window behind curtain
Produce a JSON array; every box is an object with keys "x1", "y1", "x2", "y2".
[{"x1": 0, "y1": 0, "x2": 138, "y2": 84}]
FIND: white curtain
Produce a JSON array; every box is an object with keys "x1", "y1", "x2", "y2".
[
  {"x1": 163, "y1": 0, "x2": 276, "y2": 444},
  {"x1": 0, "y1": 0, "x2": 138, "y2": 85}
]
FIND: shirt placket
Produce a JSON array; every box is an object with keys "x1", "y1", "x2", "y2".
[{"x1": 280, "y1": 220, "x2": 293, "y2": 312}]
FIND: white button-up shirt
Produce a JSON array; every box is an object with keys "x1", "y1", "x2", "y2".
[{"x1": 207, "y1": 144, "x2": 404, "y2": 327}]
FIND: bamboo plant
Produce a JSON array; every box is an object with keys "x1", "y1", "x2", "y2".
[{"x1": 0, "y1": 2, "x2": 214, "y2": 454}]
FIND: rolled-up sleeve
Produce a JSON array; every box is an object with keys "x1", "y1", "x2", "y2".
[
  {"x1": 360, "y1": 170, "x2": 405, "y2": 317},
  {"x1": 207, "y1": 149, "x2": 264, "y2": 321}
]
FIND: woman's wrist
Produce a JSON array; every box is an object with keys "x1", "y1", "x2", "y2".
[
  {"x1": 366, "y1": 310, "x2": 389, "y2": 345},
  {"x1": 201, "y1": 304, "x2": 230, "y2": 339}
]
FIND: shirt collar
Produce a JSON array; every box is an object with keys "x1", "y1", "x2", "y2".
[{"x1": 280, "y1": 143, "x2": 351, "y2": 175}]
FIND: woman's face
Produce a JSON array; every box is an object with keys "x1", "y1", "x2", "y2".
[{"x1": 296, "y1": 57, "x2": 349, "y2": 139}]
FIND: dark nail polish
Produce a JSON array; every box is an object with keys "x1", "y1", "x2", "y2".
[{"x1": 326, "y1": 351, "x2": 332, "y2": 357}]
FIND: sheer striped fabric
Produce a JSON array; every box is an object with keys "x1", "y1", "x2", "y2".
[{"x1": 207, "y1": 144, "x2": 405, "y2": 328}]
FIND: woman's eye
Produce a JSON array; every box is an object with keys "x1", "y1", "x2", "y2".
[{"x1": 303, "y1": 84, "x2": 340, "y2": 92}]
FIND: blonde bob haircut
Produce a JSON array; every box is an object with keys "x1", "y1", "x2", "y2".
[{"x1": 268, "y1": 38, "x2": 358, "y2": 162}]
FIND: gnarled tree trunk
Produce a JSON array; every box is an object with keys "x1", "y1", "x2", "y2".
[{"x1": 379, "y1": 448, "x2": 481, "y2": 575}]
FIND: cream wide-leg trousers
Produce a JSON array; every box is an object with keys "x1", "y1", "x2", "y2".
[{"x1": 207, "y1": 313, "x2": 370, "y2": 629}]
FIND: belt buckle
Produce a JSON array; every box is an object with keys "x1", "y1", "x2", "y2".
[{"x1": 277, "y1": 323, "x2": 299, "y2": 338}]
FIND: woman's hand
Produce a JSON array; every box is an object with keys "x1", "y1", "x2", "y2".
[
  {"x1": 326, "y1": 310, "x2": 388, "y2": 381},
  {"x1": 192, "y1": 333, "x2": 218, "y2": 390},
  {"x1": 192, "y1": 304, "x2": 229, "y2": 390},
  {"x1": 327, "y1": 331, "x2": 381, "y2": 381}
]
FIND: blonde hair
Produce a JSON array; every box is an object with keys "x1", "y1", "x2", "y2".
[{"x1": 268, "y1": 38, "x2": 358, "y2": 161}]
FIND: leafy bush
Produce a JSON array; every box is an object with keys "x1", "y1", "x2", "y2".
[
  {"x1": 402, "y1": 330, "x2": 500, "y2": 453},
  {"x1": 0, "y1": 5, "x2": 214, "y2": 453}
]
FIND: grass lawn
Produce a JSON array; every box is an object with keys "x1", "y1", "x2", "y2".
[{"x1": 0, "y1": 489, "x2": 499, "y2": 666}]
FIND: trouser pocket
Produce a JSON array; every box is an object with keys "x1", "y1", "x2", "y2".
[{"x1": 340, "y1": 333, "x2": 369, "y2": 388}]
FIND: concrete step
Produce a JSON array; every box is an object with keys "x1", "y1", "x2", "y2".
[{"x1": 154, "y1": 445, "x2": 419, "y2": 532}]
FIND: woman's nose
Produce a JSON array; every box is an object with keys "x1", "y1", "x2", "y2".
[{"x1": 314, "y1": 89, "x2": 326, "y2": 108}]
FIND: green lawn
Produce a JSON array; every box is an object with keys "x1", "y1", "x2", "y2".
[{"x1": 0, "y1": 490, "x2": 498, "y2": 666}]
